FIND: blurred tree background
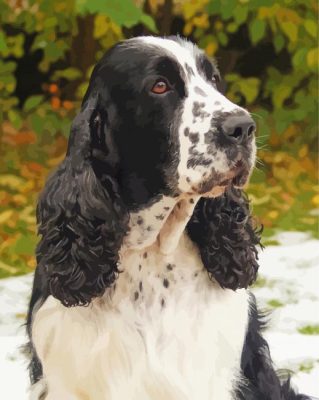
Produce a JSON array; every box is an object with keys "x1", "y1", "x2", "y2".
[{"x1": 0, "y1": 0, "x2": 318, "y2": 277}]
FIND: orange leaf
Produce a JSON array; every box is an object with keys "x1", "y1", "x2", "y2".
[
  {"x1": 26, "y1": 161, "x2": 43, "y2": 173},
  {"x1": 4, "y1": 131, "x2": 36, "y2": 145},
  {"x1": 51, "y1": 96, "x2": 61, "y2": 109},
  {"x1": 62, "y1": 100, "x2": 74, "y2": 110},
  {"x1": 49, "y1": 84, "x2": 59, "y2": 94}
]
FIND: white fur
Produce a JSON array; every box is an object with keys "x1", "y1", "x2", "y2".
[
  {"x1": 31, "y1": 228, "x2": 249, "y2": 400},
  {"x1": 139, "y1": 36, "x2": 253, "y2": 193},
  {"x1": 29, "y1": 37, "x2": 254, "y2": 400}
]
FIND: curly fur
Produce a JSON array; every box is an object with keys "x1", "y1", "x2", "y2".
[
  {"x1": 26, "y1": 36, "x2": 310, "y2": 400},
  {"x1": 35, "y1": 97, "x2": 128, "y2": 307},
  {"x1": 187, "y1": 187, "x2": 262, "y2": 290}
]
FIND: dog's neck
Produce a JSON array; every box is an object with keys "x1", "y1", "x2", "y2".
[{"x1": 123, "y1": 195, "x2": 200, "y2": 255}]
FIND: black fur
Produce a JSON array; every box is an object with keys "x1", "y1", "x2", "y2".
[
  {"x1": 187, "y1": 187, "x2": 262, "y2": 290},
  {"x1": 34, "y1": 97, "x2": 129, "y2": 308},
  {"x1": 236, "y1": 294, "x2": 311, "y2": 400},
  {"x1": 26, "y1": 36, "x2": 310, "y2": 398}
]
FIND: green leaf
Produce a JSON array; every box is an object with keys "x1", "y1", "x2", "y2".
[
  {"x1": 292, "y1": 48, "x2": 308, "y2": 69},
  {"x1": 267, "y1": 299, "x2": 284, "y2": 308},
  {"x1": 217, "y1": 31, "x2": 228, "y2": 46},
  {"x1": 298, "y1": 325, "x2": 319, "y2": 335},
  {"x1": 272, "y1": 85, "x2": 292, "y2": 108},
  {"x1": 76, "y1": 0, "x2": 157, "y2": 31},
  {"x1": 249, "y1": 19, "x2": 266, "y2": 44},
  {"x1": 23, "y1": 95, "x2": 44, "y2": 112},
  {"x1": 281, "y1": 21, "x2": 298, "y2": 42},
  {"x1": 53, "y1": 67, "x2": 82, "y2": 80},
  {"x1": 11, "y1": 234, "x2": 38, "y2": 256},
  {"x1": 8, "y1": 109, "x2": 23, "y2": 129},
  {"x1": 140, "y1": 14, "x2": 158, "y2": 33},
  {"x1": 30, "y1": 113, "x2": 45, "y2": 135},
  {"x1": 0, "y1": 60, "x2": 16, "y2": 74},
  {"x1": 304, "y1": 20, "x2": 317, "y2": 38},
  {"x1": 0, "y1": 31, "x2": 8, "y2": 52},
  {"x1": 234, "y1": 6, "x2": 248, "y2": 25},
  {"x1": 274, "y1": 34, "x2": 285, "y2": 53},
  {"x1": 236, "y1": 78, "x2": 260, "y2": 104}
]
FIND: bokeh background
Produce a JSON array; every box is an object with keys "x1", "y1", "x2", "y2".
[
  {"x1": 0, "y1": 1, "x2": 318, "y2": 278},
  {"x1": 0, "y1": 1, "x2": 319, "y2": 397}
]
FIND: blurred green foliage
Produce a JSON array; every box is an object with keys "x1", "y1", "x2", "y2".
[{"x1": 0, "y1": 0, "x2": 318, "y2": 276}]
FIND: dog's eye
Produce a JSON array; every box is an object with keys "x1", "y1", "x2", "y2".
[{"x1": 151, "y1": 80, "x2": 169, "y2": 94}]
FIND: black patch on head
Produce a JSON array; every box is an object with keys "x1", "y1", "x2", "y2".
[
  {"x1": 196, "y1": 53, "x2": 220, "y2": 83},
  {"x1": 89, "y1": 38, "x2": 192, "y2": 209},
  {"x1": 163, "y1": 278, "x2": 169, "y2": 288},
  {"x1": 184, "y1": 63, "x2": 195, "y2": 79},
  {"x1": 166, "y1": 263, "x2": 174, "y2": 271}
]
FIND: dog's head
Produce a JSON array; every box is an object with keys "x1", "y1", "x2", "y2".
[
  {"x1": 36, "y1": 36, "x2": 260, "y2": 306},
  {"x1": 82, "y1": 36, "x2": 256, "y2": 206}
]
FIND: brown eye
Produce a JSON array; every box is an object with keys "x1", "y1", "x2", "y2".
[{"x1": 151, "y1": 80, "x2": 169, "y2": 94}]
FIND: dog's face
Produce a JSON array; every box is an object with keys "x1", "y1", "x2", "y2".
[
  {"x1": 86, "y1": 36, "x2": 256, "y2": 209},
  {"x1": 35, "y1": 36, "x2": 261, "y2": 306}
]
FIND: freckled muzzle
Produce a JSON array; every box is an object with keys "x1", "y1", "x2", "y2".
[{"x1": 194, "y1": 110, "x2": 257, "y2": 196}]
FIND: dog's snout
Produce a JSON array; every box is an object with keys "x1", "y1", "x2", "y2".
[{"x1": 222, "y1": 114, "x2": 256, "y2": 143}]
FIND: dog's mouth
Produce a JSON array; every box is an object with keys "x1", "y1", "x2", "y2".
[
  {"x1": 198, "y1": 160, "x2": 251, "y2": 197},
  {"x1": 221, "y1": 160, "x2": 250, "y2": 188}
]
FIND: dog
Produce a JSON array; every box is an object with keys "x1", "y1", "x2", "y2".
[{"x1": 26, "y1": 36, "x2": 309, "y2": 400}]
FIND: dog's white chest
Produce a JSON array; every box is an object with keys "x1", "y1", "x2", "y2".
[{"x1": 32, "y1": 233, "x2": 249, "y2": 400}]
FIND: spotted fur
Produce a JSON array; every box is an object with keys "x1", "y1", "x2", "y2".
[{"x1": 26, "y1": 36, "x2": 308, "y2": 400}]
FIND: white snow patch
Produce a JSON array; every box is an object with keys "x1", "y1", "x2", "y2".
[
  {"x1": 253, "y1": 232, "x2": 319, "y2": 398},
  {"x1": 0, "y1": 232, "x2": 318, "y2": 398}
]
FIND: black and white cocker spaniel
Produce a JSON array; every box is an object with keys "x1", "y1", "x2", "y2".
[{"x1": 26, "y1": 36, "x2": 309, "y2": 400}]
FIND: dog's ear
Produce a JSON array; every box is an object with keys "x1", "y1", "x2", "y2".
[
  {"x1": 36, "y1": 94, "x2": 128, "y2": 307},
  {"x1": 187, "y1": 188, "x2": 262, "y2": 290}
]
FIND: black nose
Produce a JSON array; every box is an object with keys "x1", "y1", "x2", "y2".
[{"x1": 222, "y1": 114, "x2": 256, "y2": 143}]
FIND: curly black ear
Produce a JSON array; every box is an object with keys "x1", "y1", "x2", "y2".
[
  {"x1": 36, "y1": 95, "x2": 128, "y2": 307},
  {"x1": 187, "y1": 187, "x2": 262, "y2": 290}
]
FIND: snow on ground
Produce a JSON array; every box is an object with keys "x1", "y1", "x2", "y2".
[{"x1": 0, "y1": 232, "x2": 318, "y2": 399}]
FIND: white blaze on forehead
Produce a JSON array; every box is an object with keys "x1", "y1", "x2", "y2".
[{"x1": 138, "y1": 36, "x2": 199, "y2": 74}]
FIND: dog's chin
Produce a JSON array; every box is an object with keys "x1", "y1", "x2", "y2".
[{"x1": 199, "y1": 165, "x2": 251, "y2": 198}]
